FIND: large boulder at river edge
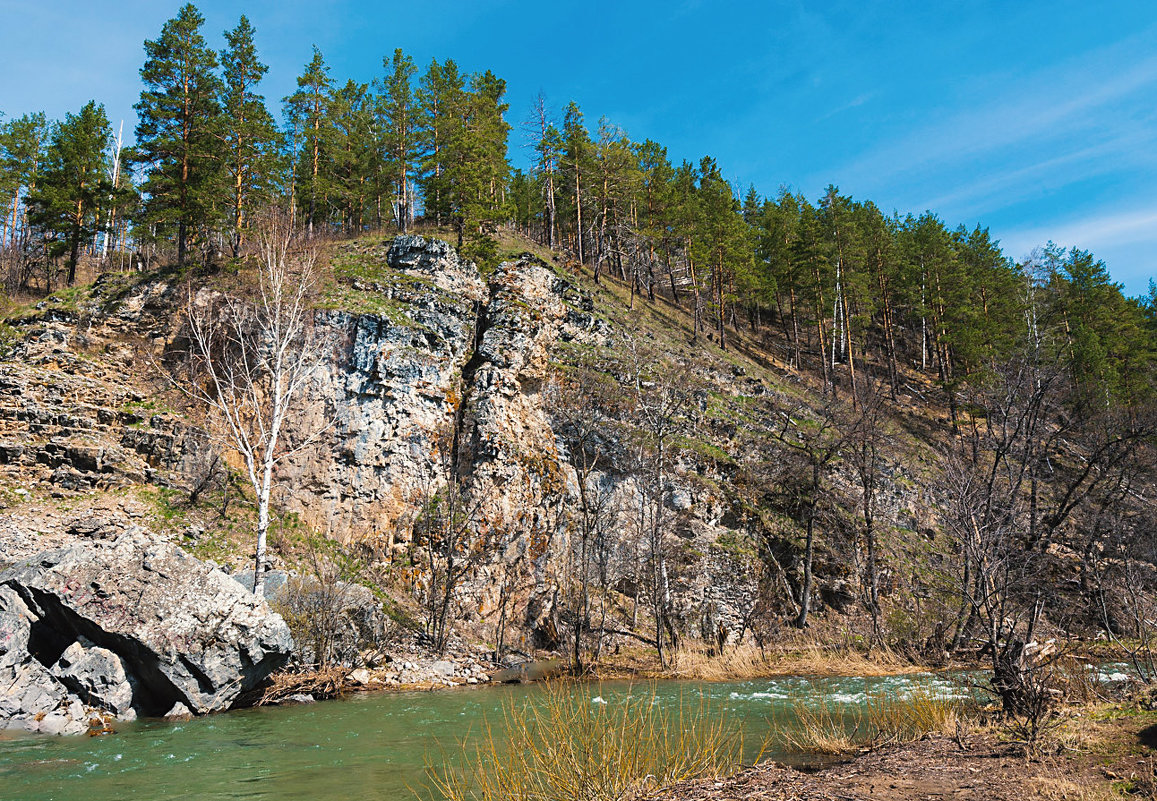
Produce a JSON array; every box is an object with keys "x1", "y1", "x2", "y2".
[{"x1": 0, "y1": 532, "x2": 293, "y2": 732}]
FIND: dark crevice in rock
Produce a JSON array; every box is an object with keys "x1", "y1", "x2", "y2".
[
  {"x1": 26, "y1": 617, "x2": 74, "y2": 668},
  {"x1": 452, "y1": 298, "x2": 489, "y2": 482}
]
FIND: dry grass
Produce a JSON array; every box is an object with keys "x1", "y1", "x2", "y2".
[
  {"x1": 668, "y1": 641, "x2": 922, "y2": 681},
  {"x1": 1029, "y1": 774, "x2": 1115, "y2": 801},
  {"x1": 781, "y1": 683, "x2": 966, "y2": 755},
  {"x1": 423, "y1": 681, "x2": 744, "y2": 801},
  {"x1": 1050, "y1": 715, "x2": 1104, "y2": 753},
  {"x1": 670, "y1": 645, "x2": 771, "y2": 680},
  {"x1": 867, "y1": 685, "x2": 966, "y2": 740}
]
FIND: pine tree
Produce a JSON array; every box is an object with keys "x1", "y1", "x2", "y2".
[
  {"x1": 635, "y1": 139, "x2": 674, "y2": 301},
  {"x1": 329, "y1": 80, "x2": 375, "y2": 232},
  {"x1": 0, "y1": 112, "x2": 50, "y2": 251},
  {"x1": 507, "y1": 167, "x2": 536, "y2": 235},
  {"x1": 526, "y1": 92, "x2": 561, "y2": 248},
  {"x1": 466, "y1": 70, "x2": 511, "y2": 237},
  {"x1": 134, "y1": 3, "x2": 222, "y2": 266},
  {"x1": 415, "y1": 59, "x2": 465, "y2": 226},
  {"x1": 695, "y1": 156, "x2": 749, "y2": 351},
  {"x1": 1052, "y1": 248, "x2": 1126, "y2": 412},
  {"x1": 589, "y1": 118, "x2": 638, "y2": 287},
  {"x1": 284, "y1": 47, "x2": 334, "y2": 236},
  {"x1": 378, "y1": 49, "x2": 417, "y2": 231},
  {"x1": 751, "y1": 189, "x2": 805, "y2": 367},
  {"x1": 219, "y1": 15, "x2": 281, "y2": 257},
  {"x1": 0, "y1": 117, "x2": 14, "y2": 249},
  {"x1": 439, "y1": 70, "x2": 510, "y2": 260},
  {"x1": 818, "y1": 185, "x2": 863, "y2": 397},
  {"x1": 559, "y1": 102, "x2": 591, "y2": 263},
  {"x1": 28, "y1": 101, "x2": 113, "y2": 285}
]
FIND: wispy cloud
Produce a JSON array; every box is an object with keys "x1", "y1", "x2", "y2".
[
  {"x1": 916, "y1": 129, "x2": 1157, "y2": 216},
  {"x1": 1001, "y1": 205, "x2": 1157, "y2": 261},
  {"x1": 815, "y1": 92, "x2": 876, "y2": 123},
  {"x1": 828, "y1": 25, "x2": 1157, "y2": 193}
]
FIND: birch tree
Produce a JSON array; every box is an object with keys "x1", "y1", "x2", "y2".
[{"x1": 176, "y1": 208, "x2": 322, "y2": 597}]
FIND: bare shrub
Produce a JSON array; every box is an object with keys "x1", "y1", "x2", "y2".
[{"x1": 272, "y1": 540, "x2": 400, "y2": 669}]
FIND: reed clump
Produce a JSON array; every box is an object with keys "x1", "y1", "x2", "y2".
[
  {"x1": 425, "y1": 681, "x2": 743, "y2": 801},
  {"x1": 781, "y1": 683, "x2": 966, "y2": 754},
  {"x1": 669, "y1": 640, "x2": 920, "y2": 681}
]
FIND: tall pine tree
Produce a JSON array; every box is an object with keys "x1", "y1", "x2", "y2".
[
  {"x1": 285, "y1": 47, "x2": 334, "y2": 236},
  {"x1": 415, "y1": 59, "x2": 465, "y2": 227},
  {"x1": 378, "y1": 49, "x2": 417, "y2": 231},
  {"x1": 219, "y1": 15, "x2": 281, "y2": 257},
  {"x1": 134, "y1": 3, "x2": 222, "y2": 266},
  {"x1": 28, "y1": 101, "x2": 113, "y2": 285},
  {"x1": 0, "y1": 112, "x2": 51, "y2": 251}
]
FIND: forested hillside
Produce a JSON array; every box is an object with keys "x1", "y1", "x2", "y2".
[{"x1": 1, "y1": 1, "x2": 1155, "y2": 694}]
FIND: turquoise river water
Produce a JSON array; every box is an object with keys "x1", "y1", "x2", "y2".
[{"x1": 0, "y1": 671, "x2": 995, "y2": 801}]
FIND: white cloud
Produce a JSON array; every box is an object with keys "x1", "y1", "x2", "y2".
[
  {"x1": 916, "y1": 130, "x2": 1157, "y2": 216},
  {"x1": 829, "y1": 25, "x2": 1157, "y2": 190},
  {"x1": 1001, "y1": 205, "x2": 1157, "y2": 261}
]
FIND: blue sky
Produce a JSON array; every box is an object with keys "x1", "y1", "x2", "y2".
[{"x1": 2, "y1": 1, "x2": 1155, "y2": 294}]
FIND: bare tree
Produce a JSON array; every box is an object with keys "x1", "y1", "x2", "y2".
[
  {"x1": 624, "y1": 337, "x2": 694, "y2": 668},
  {"x1": 937, "y1": 354, "x2": 1151, "y2": 715},
  {"x1": 769, "y1": 399, "x2": 850, "y2": 629},
  {"x1": 548, "y1": 361, "x2": 620, "y2": 673},
  {"x1": 847, "y1": 379, "x2": 889, "y2": 646},
  {"x1": 412, "y1": 415, "x2": 487, "y2": 654},
  {"x1": 173, "y1": 208, "x2": 323, "y2": 598}
]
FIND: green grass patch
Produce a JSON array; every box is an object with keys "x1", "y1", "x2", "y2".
[
  {"x1": 674, "y1": 433, "x2": 734, "y2": 465},
  {"x1": 711, "y1": 530, "x2": 757, "y2": 560}
]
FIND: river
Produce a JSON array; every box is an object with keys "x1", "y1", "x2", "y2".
[{"x1": 0, "y1": 671, "x2": 990, "y2": 801}]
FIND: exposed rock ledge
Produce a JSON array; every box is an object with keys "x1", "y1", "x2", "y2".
[{"x1": 0, "y1": 531, "x2": 293, "y2": 734}]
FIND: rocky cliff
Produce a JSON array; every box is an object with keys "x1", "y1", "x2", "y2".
[
  {"x1": 276, "y1": 236, "x2": 611, "y2": 553},
  {"x1": 0, "y1": 233, "x2": 925, "y2": 669},
  {"x1": 269, "y1": 236, "x2": 769, "y2": 644}
]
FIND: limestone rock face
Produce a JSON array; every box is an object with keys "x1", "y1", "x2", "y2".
[
  {"x1": 0, "y1": 533, "x2": 293, "y2": 730},
  {"x1": 280, "y1": 235, "x2": 487, "y2": 542},
  {"x1": 280, "y1": 236, "x2": 607, "y2": 551}
]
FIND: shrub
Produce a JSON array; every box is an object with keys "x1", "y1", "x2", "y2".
[
  {"x1": 425, "y1": 681, "x2": 743, "y2": 801},
  {"x1": 781, "y1": 683, "x2": 966, "y2": 754}
]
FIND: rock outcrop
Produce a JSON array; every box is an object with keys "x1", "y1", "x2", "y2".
[
  {"x1": 279, "y1": 235, "x2": 608, "y2": 552},
  {"x1": 0, "y1": 532, "x2": 293, "y2": 733},
  {"x1": 0, "y1": 276, "x2": 199, "y2": 498},
  {"x1": 0, "y1": 235, "x2": 781, "y2": 664},
  {"x1": 281, "y1": 235, "x2": 487, "y2": 543}
]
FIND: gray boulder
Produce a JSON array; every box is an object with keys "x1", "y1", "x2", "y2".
[
  {"x1": 0, "y1": 585, "x2": 33, "y2": 670},
  {"x1": 0, "y1": 534, "x2": 294, "y2": 721},
  {"x1": 0, "y1": 586, "x2": 90, "y2": 733},
  {"x1": 231, "y1": 569, "x2": 289, "y2": 599},
  {"x1": 51, "y1": 640, "x2": 136, "y2": 718}
]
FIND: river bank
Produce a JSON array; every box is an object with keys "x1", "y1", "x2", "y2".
[
  {"x1": 261, "y1": 634, "x2": 1137, "y2": 710},
  {"x1": 649, "y1": 703, "x2": 1157, "y2": 800}
]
